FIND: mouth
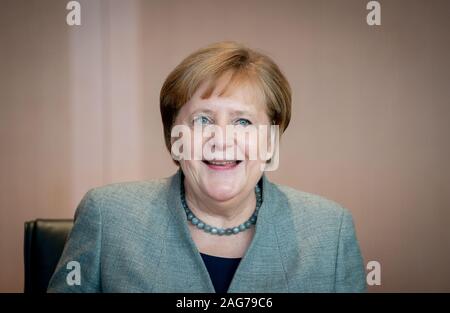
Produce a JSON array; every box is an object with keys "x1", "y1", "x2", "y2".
[{"x1": 202, "y1": 160, "x2": 242, "y2": 170}]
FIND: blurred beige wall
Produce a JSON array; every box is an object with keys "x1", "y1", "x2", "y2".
[{"x1": 1, "y1": 0, "x2": 449, "y2": 292}]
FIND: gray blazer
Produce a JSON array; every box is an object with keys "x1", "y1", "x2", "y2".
[{"x1": 47, "y1": 170, "x2": 366, "y2": 292}]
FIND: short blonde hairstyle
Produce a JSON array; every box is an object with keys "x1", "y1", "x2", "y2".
[{"x1": 160, "y1": 41, "x2": 292, "y2": 151}]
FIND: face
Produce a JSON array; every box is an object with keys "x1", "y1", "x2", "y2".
[{"x1": 172, "y1": 76, "x2": 272, "y2": 203}]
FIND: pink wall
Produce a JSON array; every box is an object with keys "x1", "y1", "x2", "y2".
[{"x1": 1, "y1": 0, "x2": 449, "y2": 292}]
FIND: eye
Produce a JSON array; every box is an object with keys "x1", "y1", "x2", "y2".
[
  {"x1": 235, "y1": 118, "x2": 252, "y2": 127},
  {"x1": 193, "y1": 115, "x2": 212, "y2": 126}
]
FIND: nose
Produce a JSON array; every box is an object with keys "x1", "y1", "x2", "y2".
[
  {"x1": 214, "y1": 125, "x2": 233, "y2": 149},
  {"x1": 204, "y1": 124, "x2": 235, "y2": 160}
]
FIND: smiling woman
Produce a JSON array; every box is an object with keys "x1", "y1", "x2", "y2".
[{"x1": 47, "y1": 41, "x2": 366, "y2": 293}]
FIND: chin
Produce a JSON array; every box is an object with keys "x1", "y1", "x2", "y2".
[
  {"x1": 194, "y1": 161, "x2": 245, "y2": 201},
  {"x1": 183, "y1": 159, "x2": 260, "y2": 201},
  {"x1": 202, "y1": 184, "x2": 241, "y2": 202}
]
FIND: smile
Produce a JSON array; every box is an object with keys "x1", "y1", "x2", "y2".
[{"x1": 202, "y1": 160, "x2": 242, "y2": 170}]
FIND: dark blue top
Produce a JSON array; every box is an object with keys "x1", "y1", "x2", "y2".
[{"x1": 200, "y1": 253, "x2": 241, "y2": 293}]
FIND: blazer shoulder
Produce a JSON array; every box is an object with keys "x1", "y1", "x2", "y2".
[
  {"x1": 272, "y1": 183, "x2": 351, "y2": 226},
  {"x1": 270, "y1": 183, "x2": 365, "y2": 292},
  {"x1": 88, "y1": 176, "x2": 170, "y2": 199},
  {"x1": 82, "y1": 176, "x2": 172, "y2": 219}
]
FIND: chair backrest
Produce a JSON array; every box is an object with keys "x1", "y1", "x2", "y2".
[{"x1": 24, "y1": 219, "x2": 73, "y2": 293}]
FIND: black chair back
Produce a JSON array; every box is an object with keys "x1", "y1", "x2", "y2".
[{"x1": 24, "y1": 219, "x2": 73, "y2": 293}]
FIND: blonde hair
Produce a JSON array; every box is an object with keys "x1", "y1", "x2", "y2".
[{"x1": 160, "y1": 41, "x2": 292, "y2": 151}]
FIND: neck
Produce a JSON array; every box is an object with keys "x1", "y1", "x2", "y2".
[{"x1": 183, "y1": 181, "x2": 257, "y2": 229}]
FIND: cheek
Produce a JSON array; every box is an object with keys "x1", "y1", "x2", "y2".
[
  {"x1": 178, "y1": 125, "x2": 206, "y2": 160},
  {"x1": 235, "y1": 129, "x2": 270, "y2": 162},
  {"x1": 244, "y1": 158, "x2": 265, "y2": 181},
  {"x1": 180, "y1": 159, "x2": 202, "y2": 179},
  {"x1": 192, "y1": 130, "x2": 204, "y2": 160}
]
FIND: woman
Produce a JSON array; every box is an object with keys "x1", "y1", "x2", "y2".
[{"x1": 48, "y1": 41, "x2": 366, "y2": 293}]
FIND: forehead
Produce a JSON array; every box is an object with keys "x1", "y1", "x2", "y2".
[{"x1": 183, "y1": 72, "x2": 267, "y2": 114}]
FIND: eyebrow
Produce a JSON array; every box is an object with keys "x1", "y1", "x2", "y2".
[
  {"x1": 230, "y1": 110, "x2": 254, "y2": 117},
  {"x1": 190, "y1": 108, "x2": 215, "y2": 115},
  {"x1": 190, "y1": 108, "x2": 255, "y2": 118}
]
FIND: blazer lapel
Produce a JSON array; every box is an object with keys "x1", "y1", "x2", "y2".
[
  {"x1": 165, "y1": 170, "x2": 216, "y2": 292},
  {"x1": 227, "y1": 174, "x2": 289, "y2": 292}
]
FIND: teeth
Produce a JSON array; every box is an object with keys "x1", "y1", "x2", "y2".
[{"x1": 207, "y1": 160, "x2": 237, "y2": 165}]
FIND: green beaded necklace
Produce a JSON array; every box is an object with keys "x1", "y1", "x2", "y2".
[{"x1": 180, "y1": 179, "x2": 262, "y2": 235}]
